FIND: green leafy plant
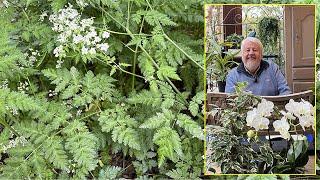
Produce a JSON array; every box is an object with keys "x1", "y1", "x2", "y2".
[
  {"x1": 258, "y1": 17, "x2": 280, "y2": 54},
  {"x1": 225, "y1": 33, "x2": 244, "y2": 49},
  {"x1": 0, "y1": 1, "x2": 205, "y2": 179},
  {"x1": 206, "y1": 38, "x2": 239, "y2": 82}
]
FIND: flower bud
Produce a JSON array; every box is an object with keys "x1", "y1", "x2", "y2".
[{"x1": 247, "y1": 130, "x2": 255, "y2": 138}]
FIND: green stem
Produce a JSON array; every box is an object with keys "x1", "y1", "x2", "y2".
[
  {"x1": 0, "y1": 118, "x2": 20, "y2": 137},
  {"x1": 96, "y1": 27, "x2": 151, "y2": 36},
  {"x1": 164, "y1": 34, "x2": 204, "y2": 70},
  {"x1": 94, "y1": 56, "x2": 145, "y2": 80},
  {"x1": 132, "y1": 12, "x2": 146, "y2": 91},
  {"x1": 126, "y1": 1, "x2": 131, "y2": 29},
  {"x1": 316, "y1": 21, "x2": 320, "y2": 48}
]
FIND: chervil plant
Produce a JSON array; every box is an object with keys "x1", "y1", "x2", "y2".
[
  {"x1": 207, "y1": 83, "x2": 314, "y2": 174},
  {"x1": 0, "y1": 1, "x2": 205, "y2": 179}
]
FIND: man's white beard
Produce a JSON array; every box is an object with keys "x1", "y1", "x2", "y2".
[{"x1": 244, "y1": 60, "x2": 260, "y2": 73}]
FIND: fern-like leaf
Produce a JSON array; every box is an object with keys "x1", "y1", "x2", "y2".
[
  {"x1": 65, "y1": 131, "x2": 98, "y2": 171},
  {"x1": 137, "y1": 10, "x2": 177, "y2": 27},
  {"x1": 157, "y1": 65, "x2": 181, "y2": 81},
  {"x1": 99, "y1": 106, "x2": 141, "y2": 150},
  {"x1": 153, "y1": 127, "x2": 182, "y2": 167},
  {"x1": 128, "y1": 90, "x2": 161, "y2": 107},
  {"x1": 176, "y1": 114, "x2": 204, "y2": 140},
  {"x1": 98, "y1": 166, "x2": 122, "y2": 180},
  {"x1": 188, "y1": 91, "x2": 204, "y2": 116},
  {"x1": 43, "y1": 136, "x2": 69, "y2": 171}
]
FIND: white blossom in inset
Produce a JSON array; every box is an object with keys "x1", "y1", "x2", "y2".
[
  {"x1": 284, "y1": 99, "x2": 314, "y2": 131},
  {"x1": 94, "y1": 36, "x2": 102, "y2": 43},
  {"x1": 273, "y1": 117, "x2": 290, "y2": 140},
  {"x1": 257, "y1": 99, "x2": 274, "y2": 117},
  {"x1": 1, "y1": 136, "x2": 28, "y2": 153},
  {"x1": 57, "y1": 34, "x2": 68, "y2": 43},
  {"x1": 1, "y1": 0, "x2": 9, "y2": 8},
  {"x1": 76, "y1": 109, "x2": 82, "y2": 116},
  {"x1": 80, "y1": 18, "x2": 94, "y2": 29},
  {"x1": 298, "y1": 114, "x2": 314, "y2": 131},
  {"x1": 48, "y1": 89, "x2": 57, "y2": 97},
  {"x1": 11, "y1": 108, "x2": 18, "y2": 115},
  {"x1": 280, "y1": 110, "x2": 295, "y2": 120},
  {"x1": 246, "y1": 108, "x2": 270, "y2": 131}
]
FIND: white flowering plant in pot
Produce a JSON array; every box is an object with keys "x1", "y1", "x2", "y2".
[{"x1": 207, "y1": 82, "x2": 314, "y2": 174}]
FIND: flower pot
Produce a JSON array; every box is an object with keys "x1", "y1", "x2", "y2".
[{"x1": 217, "y1": 81, "x2": 226, "y2": 92}]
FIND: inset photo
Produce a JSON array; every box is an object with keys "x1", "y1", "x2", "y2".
[{"x1": 205, "y1": 4, "x2": 315, "y2": 175}]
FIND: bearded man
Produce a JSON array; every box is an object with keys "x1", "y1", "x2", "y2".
[{"x1": 225, "y1": 37, "x2": 291, "y2": 96}]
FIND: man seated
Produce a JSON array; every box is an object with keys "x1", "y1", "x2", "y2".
[{"x1": 225, "y1": 37, "x2": 291, "y2": 96}]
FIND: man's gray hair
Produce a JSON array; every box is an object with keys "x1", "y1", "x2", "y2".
[{"x1": 241, "y1": 37, "x2": 264, "y2": 54}]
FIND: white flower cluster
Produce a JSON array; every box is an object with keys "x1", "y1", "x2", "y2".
[
  {"x1": 5, "y1": 105, "x2": 18, "y2": 116},
  {"x1": 39, "y1": 11, "x2": 48, "y2": 21},
  {"x1": 0, "y1": 79, "x2": 8, "y2": 89},
  {"x1": 283, "y1": 99, "x2": 314, "y2": 130},
  {"x1": 76, "y1": 0, "x2": 88, "y2": 8},
  {"x1": 76, "y1": 109, "x2": 82, "y2": 116},
  {"x1": 1, "y1": 136, "x2": 28, "y2": 153},
  {"x1": 0, "y1": 0, "x2": 9, "y2": 8},
  {"x1": 17, "y1": 81, "x2": 29, "y2": 93},
  {"x1": 48, "y1": 89, "x2": 58, "y2": 97},
  {"x1": 49, "y1": 4, "x2": 110, "y2": 62},
  {"x1": 25, "y1": 49, "x2": 40, "y2": 67},
  {"x1": 273, "y1": 117, "x2": 291, "y2": 140},
  {"x1": 246, "y1": 99, "x2": 274, "y2": 131},
  {"x1": 246, "y1": 98, "x2": 314, "y2": 140}
]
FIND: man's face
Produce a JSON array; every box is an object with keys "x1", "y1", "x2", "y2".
[{"x1": 241, "y1": 41, "x2": 262, "y2": 73}]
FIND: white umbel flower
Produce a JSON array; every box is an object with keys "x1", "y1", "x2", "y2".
[
  {"x1": 97, "y1": 43, "x2": 109, "y2": 52},
  {"x1": 102, "y1": 31, "x2": 110, "y2": 39}
]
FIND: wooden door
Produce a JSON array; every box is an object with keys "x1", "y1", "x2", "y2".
[{"x1": 284, "y1": 5, "x2": 315, "y2": 93}]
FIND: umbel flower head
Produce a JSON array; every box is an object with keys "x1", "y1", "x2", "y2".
[{"x1": 49, "y1": 4, "x2": 110, "y2": 64}]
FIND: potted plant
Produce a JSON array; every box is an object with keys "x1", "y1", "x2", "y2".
[
  {"x1": 225, "y1": 33, "x2": 244, "y2": 49},
  {"x1": 206, "y1": 40, "x2": 239, "y2": 92},
  {"x1": 258, "y1": 17, "x2": 280, "y2": 54},
  {"x1": 206, "y1": 82, "x2": 314, "y2": 174}
]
